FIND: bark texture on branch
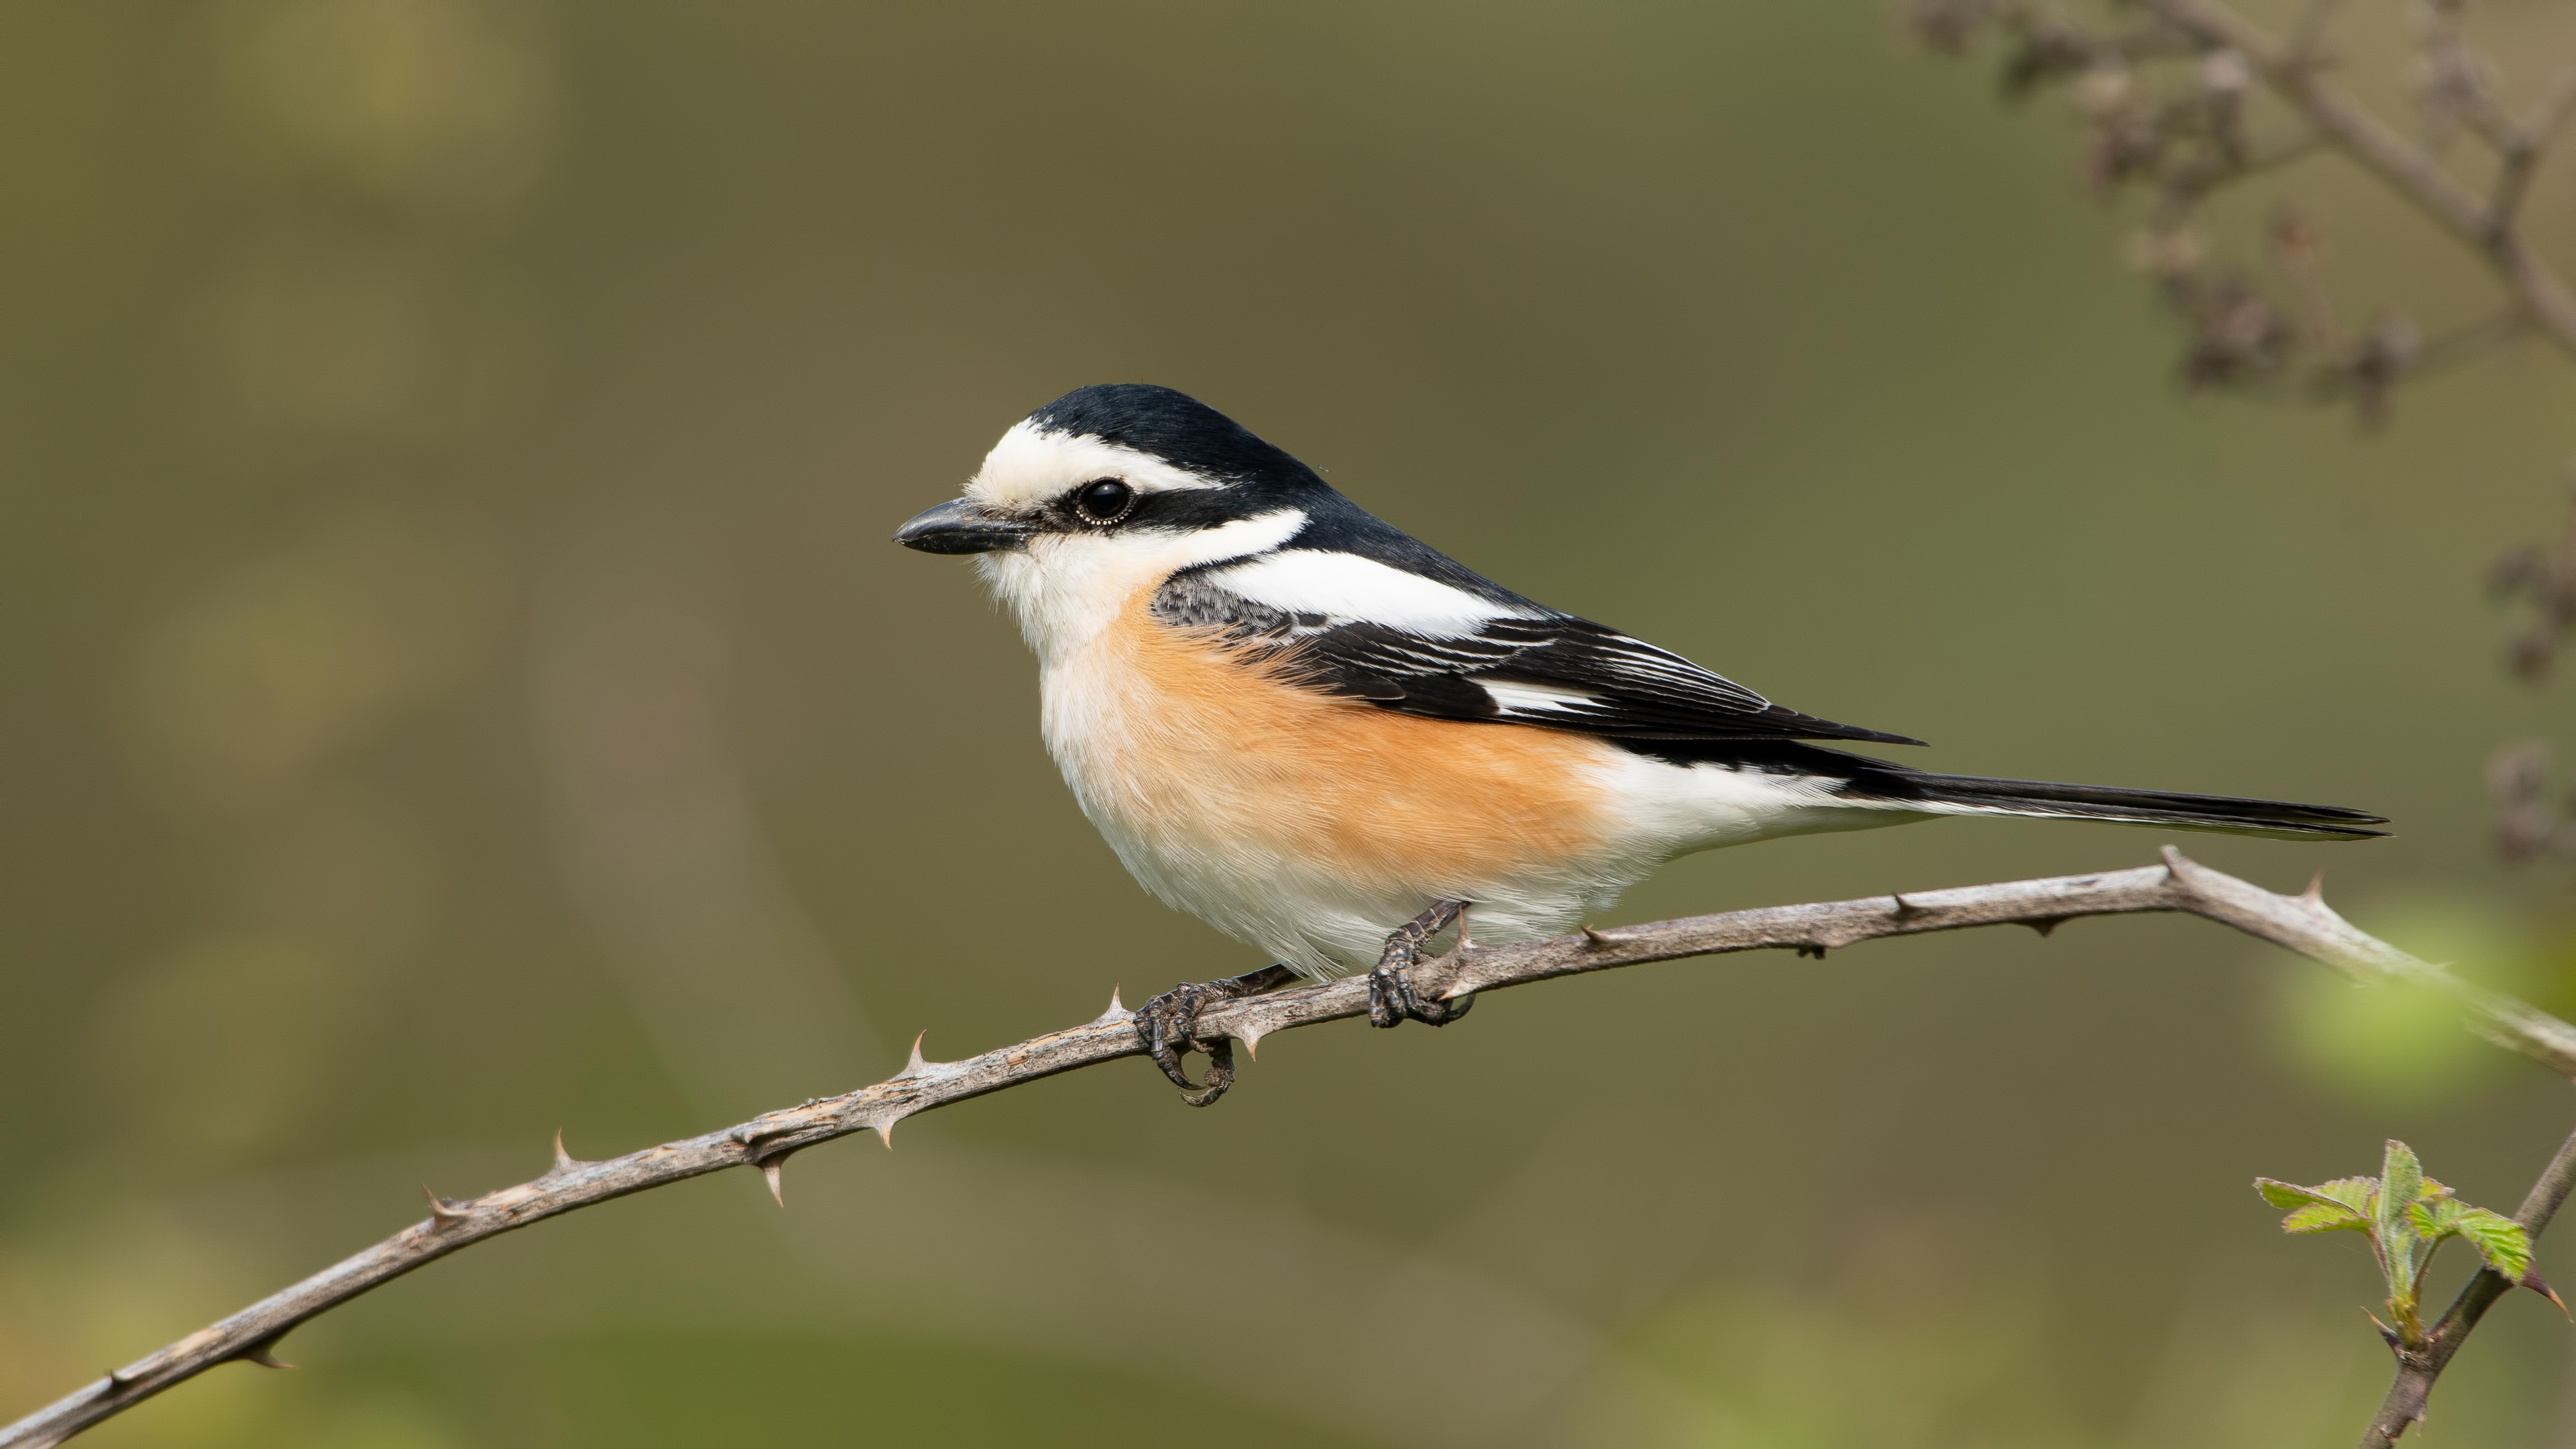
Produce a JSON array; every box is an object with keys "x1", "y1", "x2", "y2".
[{"x1": 7, "y1": 847, "x2": 2571, "y2": 1448}]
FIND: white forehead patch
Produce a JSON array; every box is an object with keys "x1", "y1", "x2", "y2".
[{"x1": 966, "y1": 419, "x2": 1223, "y2": 512}]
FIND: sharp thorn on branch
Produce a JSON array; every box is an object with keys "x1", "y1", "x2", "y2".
[
  {"x1": 421, "y1": 1186, "x2": 474, "y2": 1226},
  {"x1": 551, "y1": 1129, "x2": 582, "y2": 1175},
  {"x1": 2302, "y1": 870, "x2": 2326, "y2": 902},
  {"x1": 1580, "y1": 923, "x2": 1617, "y2": 945},
  {"x1": 759, "y1": 1157, "x2": 786, "y2": 1207},
  {"x1": 1092, "y1": 986, "x2": 1127, "y2": 1025},
  {"x1": 901, "y1": 1032, "x2": 929, "y2": 1079},
  {"x1": 1891, "y1": 892, "x2": 1928, "y2": 919},
  {"x1": 2366, "y1": 1307, "x2": 2401, "y2": 1346},
  {"x1": 239, "y1": 1342, "x2": 295, "y2": 1371},
  {"x1": 2527, "y1": 1268, "x2": 2571, "y2": 1316}
]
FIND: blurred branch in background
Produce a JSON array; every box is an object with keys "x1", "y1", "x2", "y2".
[
  {"x1": 2489, "y1": 472, "x2": 2576, "y2": 690},
  {"x1": 7, "y1": 847, "x2": 2573, "y2": 1449},
  {"x1": 1905, "y1": 0, "x2": 2576, "y2": 423},
  {"x1": 2488, "y1": 475, "x2": 2576, "y2": 859}
]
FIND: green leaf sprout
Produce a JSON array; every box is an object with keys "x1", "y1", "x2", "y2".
[{"x1": 2256, "y1": 1140, "x2": 2563, "y2": 1348}]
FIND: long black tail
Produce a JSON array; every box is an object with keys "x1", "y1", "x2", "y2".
[
  {"x1": 1860, "y1": 767, "x2": 2388, "y2": 839},
  {"x1": 1693, "y1": 742, "x2": 2391, "y2": 840}
]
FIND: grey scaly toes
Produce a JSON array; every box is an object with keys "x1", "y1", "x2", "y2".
[
  {"x1": 1366, "y1": 900, "x2": 1476, "y2": 1028},
  {"x1": 1133, "y1": 963, "x2": 1299, "y2": 1106}
]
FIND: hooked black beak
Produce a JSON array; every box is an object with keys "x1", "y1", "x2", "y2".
[{"x1": 893, "y1": 498, "x2": 1034, "y2": 555}]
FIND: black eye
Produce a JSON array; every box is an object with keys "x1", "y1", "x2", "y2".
[{"x1": 1073, "y1": 478, "x2": 1135, "y2": 524}]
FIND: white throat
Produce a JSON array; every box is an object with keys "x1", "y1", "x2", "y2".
[{"x1": 974, "y1": 508, "x2": 1308, "y2": 663}]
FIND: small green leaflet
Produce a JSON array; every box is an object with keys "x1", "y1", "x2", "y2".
[
  {"x1": 2253, "y1": 1139, "x2": 2561, "y2": 1348},
  {"x1": 2283, "y1": 1200, "x2": 2369, "y2": 1234},
  {"x1": 2450, "y1": 1205, "x2": 2536, "y2": 1283},
  {"x1": 2376, "y1": 1140, "x2": 2426, "y2": 1295},
  {"x1": 2255, "y1": 1176, "x2": 2372, "y2": 1233}
]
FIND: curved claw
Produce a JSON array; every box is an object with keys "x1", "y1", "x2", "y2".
[
  {"x1": 1367, "y1": 964, "x2": 1477, "y2": 1028},
  {"x1": 1366, "y1": 900, "x2": 1476, "y2": 1029},
  {"x1": 1132, "y1": 965, "x2": 1295, "y2": 1107},
  {"x1": 1135, "y1": 982, "x2": 1219, "y2": 1096},
  {"x1": 1178, "y1": 1038, "x2": 1236, "y2": 1107}
]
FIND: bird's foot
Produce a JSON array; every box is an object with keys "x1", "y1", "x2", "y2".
[
  {"x1": 1367, "y1": 900, "x2": 1475, "y2": 1029},
  {"x1": 1134, "y1": 963, "x2": 1299, "y2": 1107}
]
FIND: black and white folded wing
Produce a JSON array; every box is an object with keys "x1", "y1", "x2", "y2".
[
  {"x1": 1154, "y1": 531, "x2": 1923, "y2": 746},
  {"x1": 1155, "y1": 531, "x2": 2386, "y2": 841}
]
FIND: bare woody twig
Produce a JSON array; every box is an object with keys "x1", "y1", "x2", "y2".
[{"x1": 8, "y1": 846, "x2": 2574, "y2": 1448}]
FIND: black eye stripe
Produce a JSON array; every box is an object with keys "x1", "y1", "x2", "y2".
[{"x1": 1071, "y1": 478, "x2": 1136, "y2": 525}]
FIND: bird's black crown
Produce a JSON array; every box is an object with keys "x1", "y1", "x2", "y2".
[{"x1": 1028, "y1": 384, "x2": 1320, "y2": 488}]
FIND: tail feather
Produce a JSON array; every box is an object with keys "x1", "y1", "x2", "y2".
[
  {"x1": 1629, "y1": 740, "x2": 2390, "y2": 841},
  {"x1": 1851, "y1": 767, "x2": 2389, "y2": 841}
]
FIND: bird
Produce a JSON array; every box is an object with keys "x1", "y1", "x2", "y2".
[{"x1": 895, "y1": 383, "x2": 2385, "y2": 1104}]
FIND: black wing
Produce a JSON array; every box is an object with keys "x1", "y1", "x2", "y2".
[{"x1": 1150, "y1": 570, "x2": 1923, "y2": 747}]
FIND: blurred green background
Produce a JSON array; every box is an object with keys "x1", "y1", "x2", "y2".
[{"x1": 6, "y1": 1, "x2": 2576, "y2": 1445}]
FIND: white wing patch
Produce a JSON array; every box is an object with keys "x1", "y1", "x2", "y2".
[
  {"x1": 1204, "y1": 549, "x2": 1537, "y2": 639},
  {"x1": 1481, "y1": 680, "x2": 1602, "y2": 715}
]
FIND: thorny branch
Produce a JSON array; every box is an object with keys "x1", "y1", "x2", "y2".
[
  {"x1": 7, "y1": 846, "x2": 2576, "y2": 1448},
  {"x1": 1909, "y1": 0, "x2": 2576, "y2": 421}
]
